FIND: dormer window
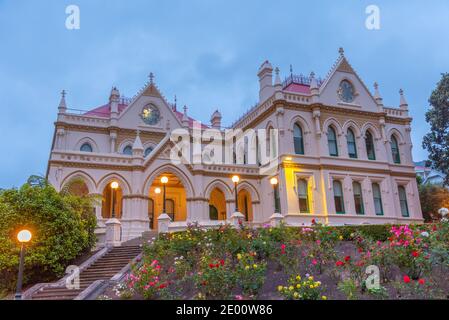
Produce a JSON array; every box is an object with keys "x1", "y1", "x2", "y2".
[
  {"x1": 338, "y1": 80, "x2": 355, "y2": 103},
  {"x1": 80, "y1": 143, "x2": 93, "y2": 152},
  {"x1": 123, "y1": 145, "x2": 133, "y2": 155}
]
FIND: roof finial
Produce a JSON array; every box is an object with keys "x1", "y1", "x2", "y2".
[
  {"x1": 274, "y1": 67, "x2": 281, "y2": 87},
  {"x1": 399, "y1": 88, "x2": 408, "y2": 109},
  {"x1": 173, "y1": 95, "x2": 177, "y2": 111},
  {"x1": 374, "y1": 82, "x2": 378, "y2": 90},
  {"x1": 148, "y1": 72, "x2": 154, "y2": 84},
  {"x1": 275, "y1": 67, "x2": 279, "y2": 76},
  {"x1": 339, "y1": 47, "x2": 344, "y2": 57},
  {"x1": 289, "y1": 64, "x2": 293, "y2": 77},
  {"x1": 61, "y1": 89, "x2": 66, "y2": 98},
  {"x1": 373, "y1": 82, "x2": 383, "y2": 106},
  {"x1": 183, "y1": 104, "x2": 188, "y2": 115},
  {"x1": 58, "y1": 89, "x2": 67, "y2": 112}
]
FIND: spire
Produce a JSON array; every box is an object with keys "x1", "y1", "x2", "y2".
[
  {"x1": 109, "y1": 86, "x2": 120, "y2": 102},
  {"x1": 182, "y1": 105, "x2": 189, "y2": 127},
  {"x1": 132, "y1": 129, "x2": 144, "y2": 152},
  {"x1": 58, "y1": 89, "x2": 67, "y2": 113},
  {"x1": 373, "y1": 82, "x2": 383, "y2": 106},
  {"x1": 338, "y1": 47, "x2": 345, "y2": 57},
  {"x1": 274, "y1": 67, "x2": 282, "y2": 91},
  {"x1": 399, "y1": 89, "x2": 408, "y2": 109},
  {"x1": 148, "y1": 72, "x2": 154, "y2": 85},
  {"x1": 173, "y1": 95, "x2": 177, "y2": 112}
]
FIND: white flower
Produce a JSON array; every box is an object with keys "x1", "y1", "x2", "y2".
[
  {"x1": 438, "y1": 207, "x2": 449, "y2": 217},
  {"x1": 420, "y1": 231, "x2": 429, "y2": 238}
]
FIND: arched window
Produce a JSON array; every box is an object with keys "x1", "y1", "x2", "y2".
[
  {"x1": 297, "y1": 178, "x2": 309, "y2": 213},
  {"x1": 333, "y1": 180, "x2": 345, "y2": 214},
  {"x1": 365, "y1": 131, "x2": 376, "y2": 160},
  {"x1": 391, "y1": 136, "x2": 401, "y2": 164},
  {"x1": 123, "y1": 145, "x2": 133, "y2": 155},
  {"x1": 293, "y1": 123, "x2": 305, "y2": 155},
  {"x1": 352, "y1": 181, "x2": 364, "y2": 215},
  {"x1": 372, "y1": 183, "x2": 383, "y2": 215},
  {"x1": 144, "y1": 146, "x2": 154, "y2": 157},
  {"x1": 328, "y1": 127, "x2": 339, "y2": 156},
  {"x1": 347, "y1": 129, "x2": 357, "y2": 158},
  {"x1": 398, "y1": 186, "x2": 409, "y2": 217},
  {"x1": 80, "y1": 143, "x2": 93, "y2": 152}
]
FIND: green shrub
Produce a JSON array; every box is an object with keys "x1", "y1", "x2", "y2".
[{"x1": 0, "y1": 181, "x2": 96, "y2": 291}]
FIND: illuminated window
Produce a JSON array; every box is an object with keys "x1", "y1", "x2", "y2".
[
  {"x1": 353, "y1": 181, "x2": 364, "y2": 215},
  {"x1": 297, "y1": 178, "x2": 309, "y2": 213}
]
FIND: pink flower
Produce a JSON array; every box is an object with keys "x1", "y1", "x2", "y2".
[
  {"x1": 235, "y1": 295, "x2": 243, "y2": 300},
  {"x1": 403, "y1": 275, "x2": 411, "y2": 284},
  {"x1": 418, "y1": 279, "x2": 425, "y2": 285},
  {"x1": 311, "y1": 259, "x2": 317, "y2": 265}
]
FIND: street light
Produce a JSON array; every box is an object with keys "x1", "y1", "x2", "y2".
[
  {"x1": 110, "y1": 181, "x2": 119, "y2": 218},
  {"x1": 161, "y1": 176, "x2": 168, "y2": 214},
  {"x1": 231, "y1": 175, "x2": 240, "y2": 212},
  {"x1": 154, "y1": 187, "x2": 161, "y2": 194},
  {"x1": 15, "y1": 229, "x2": 32, "y2": 300},
  {"x1": 270, "y1": 177, "x2": 280, "y2": 213}
]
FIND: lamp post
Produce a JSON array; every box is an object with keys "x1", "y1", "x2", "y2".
[
  {"x1": 270, "y1": 177, "x2": 280, "y2": 213},
  {"x1": 110, "y1": 181, "x2": 119, "y2": 218},
  {"x1": 15, "y1": 229, "x2": 32, "y2": 300},
  {"x1": 231, "y1": 175, "x2": 240, "y2": 212},
  {"x1": 161, "y1": 176, "x2": 168, "y2": 214}
]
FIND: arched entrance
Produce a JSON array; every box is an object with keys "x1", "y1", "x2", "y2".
[
  {"x1": 148, "y1": 172, "x2": 187, "y2": 230},
  {"x1": 101, "y1": 181, "x2": 123, "y2": 219},
  {"x1": 63, "y1": 178, "x2": 89, "y2": 197},
  {"x1": 209, "y1": 188, "x2": 227, "y2": 221},
  {"x1": 238, "y1": 189, "x2": 253, "y2": 222}
]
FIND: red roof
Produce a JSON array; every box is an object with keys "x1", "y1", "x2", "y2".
[
  {"x1": 83, "y1": 103, "x2": 208, "y2": 128},
  {"x1": 283, "y1": 83, "x2": 311, "y2": 94}
]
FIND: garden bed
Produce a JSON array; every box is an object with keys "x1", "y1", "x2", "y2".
[{"x1": 100, "y1": 221, "x2": 449, "y2": 300}]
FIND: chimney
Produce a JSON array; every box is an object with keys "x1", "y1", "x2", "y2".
[
  {"x1": 210, "y1": 110, "x2": 222, "y2": 129},
  {"x1": 257, "y1": 60, "x2": 274, "y2": 103}
]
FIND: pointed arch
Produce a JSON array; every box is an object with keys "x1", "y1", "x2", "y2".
[
  {"x1": 361, "y1": 122, "x2": 381, "y2": 140},
  {"x1": 204, "y1": 179, "x2": 233, "y2": 200},
  {"x1": 60, "y1": 170, "x2": 96, "y2": 194},
  {"x1": 386, "y1": 128, "x2": 405, "y2": 144},
  {"x1": 236, "y1": 181, "x2": 260, "y2": 203},
  {"x1": 118, "y1": 139, "x2": 134, "y2": 155},
  {"x1": 142, "y1": 163, "x2": 195, "y2": 198},
  {"x1": 342, "y1": 120, "x2": 362, "y2": 138},
  {"x1": 97, "y1": 173, "x2": 132, "y2": 195},
  {"x1": 322, "y1": 117, "x2": 343, "y2": 136}
]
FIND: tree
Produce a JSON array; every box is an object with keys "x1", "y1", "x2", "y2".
[
  {"x1": 0, "y1": 178, "x2": 96, "y2": 291},
  {"x1": 423, "y1": 73, "x2": 449, "y2": 186},
  {"x1": 418, "y1": 184, "x2": 449, "y2": 222}
]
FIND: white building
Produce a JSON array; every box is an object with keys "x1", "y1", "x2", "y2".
[{"x1": 46, "y1": 49, "x2": 423, "y2": 245}]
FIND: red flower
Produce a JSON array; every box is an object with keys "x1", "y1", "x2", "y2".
[
  {"x1": 215, "y1": 263, "x2": 220, "y2": 268},
  {"x1": 403, "y1": 275, "x2": 411, "y2": 283},
  {"x1": 344, "y1": 256, "x2": 351, "y2": 262},
  {"x1": 280, "y1": 244, "x2": 286, "y2": 254},
  {"x1": 336, "y1": 261, "x2": 344, "y2": 267},
  {"x1": 418, "y1": 279, "x2": 425, "y2": 285},
  {"x1": 209, "y1": 263, "x2": 215, "y2": 269},
  {"x1": 412, "y1": 251, "x2": 419, "y2": 258},
  {"x1": 158, "y1": 283, "x2": 167, "y2": 289},
  {"x1": 311, "y1": 219, "x2": 316, "y2": 225},
  {"x1": 220, "y1": 259, "x2": 225, "y2": 266},
  {"x1": 357, "y1": 248, "x2": 363, "y2": 253}
]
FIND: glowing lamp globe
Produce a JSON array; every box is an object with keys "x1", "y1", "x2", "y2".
[
  {"x1": 161, "y1": 176, "x2": 169, "y2": 184},
  {"x1": 110, "y1": 181, "x2": 119, "y2": 189},
  {"x1": 17, "y1": 230, "x2": 32, "y2": 243},
  {"x1": 270, "y1": 177, "x2": 278, "y2": 185},
  {"x1": 231, "y1": 175, "x2": 240, "y2": 184},
  {"x1": 155, "y1": 187, "x2": 161, "y2": 194}
]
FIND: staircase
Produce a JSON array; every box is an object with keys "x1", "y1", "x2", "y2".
[{"x1": 30, "y1": 245, "x2": 142, "y2": 300}]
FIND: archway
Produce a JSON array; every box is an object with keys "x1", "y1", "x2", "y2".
[
  {"x1": 101, "y1": 181, "x2": 123, "y2": 219},
  {"x1": 148, "y1": 172, "x2": 187, "y2": 230},
  {"x1": 63, "y1": 178, "x2": 90, "y2": 197},
  {"x1": 238, "y1": 189, "x2": 253, "y2": 222},
  {"x1": 209, "y1": 188, "x2": 227, "y2": 221}
]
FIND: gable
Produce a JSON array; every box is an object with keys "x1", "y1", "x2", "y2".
[
  {"x1": 318, "y1": 57, "x2": 379, "y2": 113},
  {"x1": 118, "y1": 83, "x2": 183, "y2": 132}
]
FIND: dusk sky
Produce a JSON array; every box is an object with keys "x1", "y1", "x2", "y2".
[{"x1": 1, "y1": 0, "x2": 448, "y2": 188}]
